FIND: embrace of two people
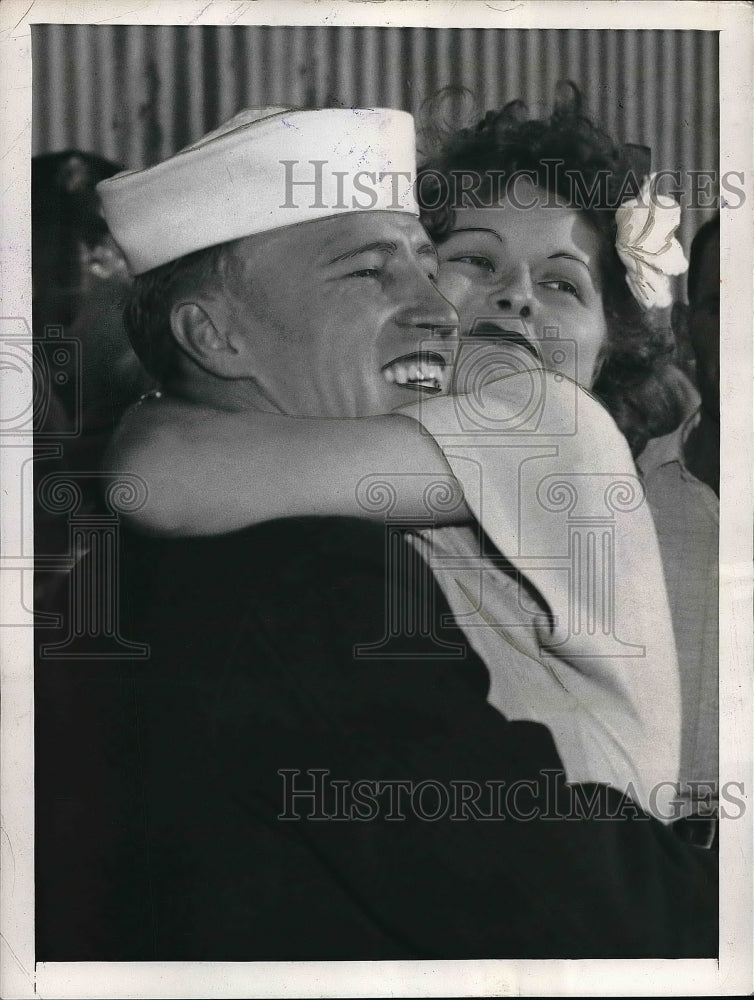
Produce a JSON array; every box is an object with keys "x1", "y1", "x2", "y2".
[{"x1": 36, "y1": 93, "x2": 718, "y2": 961}]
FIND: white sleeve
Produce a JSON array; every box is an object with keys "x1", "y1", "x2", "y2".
[{"x1": 400, "y1": 369, "x2": 682, "y2": 822}]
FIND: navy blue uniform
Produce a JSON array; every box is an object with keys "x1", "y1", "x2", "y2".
[{"x1": 35, "y1": 516, "x2": 717, "y2": 959}]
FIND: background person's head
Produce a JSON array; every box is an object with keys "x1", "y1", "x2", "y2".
[
  {"x1": 672, "y1": 214, "x2": 720, "y2": 421},
  {"x1": 418, "y1": 84, "x2": 691, "y2": 457},
  {"x1": 101, "y1": 107, "x2": 457, "y2": 419},
  {"x1": 32, "y1": 150, "x2": 127, "y2": 327},
  {"x1": 32, "y1": 150, "x2": 143, "y2": 424}
]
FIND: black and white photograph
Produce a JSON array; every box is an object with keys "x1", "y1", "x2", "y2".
[{"x1": 0, "y1": 1, "x2": 752, "y2": 997}]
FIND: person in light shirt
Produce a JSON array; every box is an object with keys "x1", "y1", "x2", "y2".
[{"x1": 638, "y1": 213, "x2": 720, "y2": 842}]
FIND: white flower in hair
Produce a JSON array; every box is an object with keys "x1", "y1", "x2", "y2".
[{"x1": 615, "y1": 173, "x2": 688, "y2": 310}]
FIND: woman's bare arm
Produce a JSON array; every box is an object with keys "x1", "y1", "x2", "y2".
[
  {"x1": 103, "y1": 395, "x2": 471, "y2": 536},
  {"x1": 103, "y1": 342, "x2": 525, "y2": 536}
]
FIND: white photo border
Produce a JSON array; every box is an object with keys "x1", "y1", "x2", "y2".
[{"x1": 1, "y1": 2, "x2": 751, "y2": 997}]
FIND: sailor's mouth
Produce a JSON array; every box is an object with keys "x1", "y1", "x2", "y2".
[
  {"x1": 468, "y1": 322, "x2": 542, "y2": 361},
  {"x1": 381, "y1": 351, "x2": 451, "y2": 393}
]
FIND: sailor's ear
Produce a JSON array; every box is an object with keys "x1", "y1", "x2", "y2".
[{"x1": 170, "y1": 299, "x2": 240, "y2": 376}]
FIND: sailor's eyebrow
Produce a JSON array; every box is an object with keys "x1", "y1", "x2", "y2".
[
  {"x1": 327, "y1": 241, "x2": 398, "y2": 264},
  {"x1": 444, "y1": 227, "x2": 504, "y2": 243},
  {"x1": 547, "y1": 251, "x2": 591, "y2": 271},
  {"x1": 417, "y1": 242, "x2": 438, "y2": 258}
]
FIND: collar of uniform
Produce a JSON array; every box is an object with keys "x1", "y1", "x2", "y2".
[{"x1": 638, "y1": 407, "x2": 701, "y2": 477}]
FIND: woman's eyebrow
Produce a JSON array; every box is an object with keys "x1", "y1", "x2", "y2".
[
  {"x1": 327, "y1": 241, "x2": 397, "y2": 265},
  {"x1": 445, "y1": 227, "x2": 504, "y2": 243},
  {"x1": 548, "y1": 251, "x2": 590, "y2": 271}
]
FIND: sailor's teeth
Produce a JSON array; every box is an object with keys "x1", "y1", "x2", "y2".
[{"x1": 383, "y1": 357, "x2": 446, "y2": 389}]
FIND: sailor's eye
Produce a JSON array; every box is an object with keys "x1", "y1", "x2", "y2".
[{"x1": 349, "y1": 268, "x2": 381, "y2": 279}]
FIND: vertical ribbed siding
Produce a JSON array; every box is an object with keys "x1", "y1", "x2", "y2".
[{"x1": 32, "y1": 26, "x2": 719, "y2": 257}]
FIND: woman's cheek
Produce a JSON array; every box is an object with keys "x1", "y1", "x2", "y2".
[{"x1": 538, "y1": 300, "x2": 587, "y2": 344}]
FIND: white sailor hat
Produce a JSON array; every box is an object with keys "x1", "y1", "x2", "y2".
[{"x1": 97, "y1": 106, "x2": 419, "y2": 275}]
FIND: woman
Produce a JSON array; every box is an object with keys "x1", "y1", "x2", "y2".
[{"x1": 419, "y1": 85, "x2": 692, "y2": 455}]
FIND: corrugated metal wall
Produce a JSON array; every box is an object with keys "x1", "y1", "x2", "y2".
[{"x1": 32, "y1": 25, "x2": 719, "y2": 258}]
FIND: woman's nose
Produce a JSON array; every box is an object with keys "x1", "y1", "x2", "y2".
[
  {"x1": 495, "y1": 270, "x2": 535, "y2": 318},
  {"x1": 496, "y1": 298, "x2": 532, "y2": 318}
]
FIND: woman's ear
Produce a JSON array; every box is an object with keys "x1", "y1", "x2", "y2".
[{"x1": 170, "y1": 300, "x2": 240, "y2": 376}]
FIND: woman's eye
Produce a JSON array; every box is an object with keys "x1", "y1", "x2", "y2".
[
  {"x1": 447, "y1": 255, "x2": 495, "y2": 273},
  {"x1": 541, "y1": 279, "x2": 579, "y2": 297}
]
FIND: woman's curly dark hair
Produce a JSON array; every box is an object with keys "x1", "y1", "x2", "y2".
[{"x1": 418, "y1": 83, "x2": 690, "y2": 457}]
